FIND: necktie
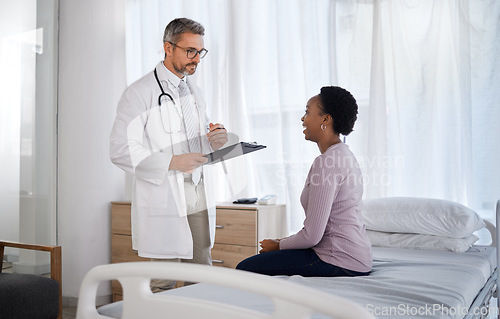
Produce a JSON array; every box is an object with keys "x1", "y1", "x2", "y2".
[{"x1": 179, "y1": 80, "x2": 202, "y2": 185}]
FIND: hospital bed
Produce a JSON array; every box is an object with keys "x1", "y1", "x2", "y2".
[{"x1": 77, "y1": 198, "x2": 500, "y2": 319}]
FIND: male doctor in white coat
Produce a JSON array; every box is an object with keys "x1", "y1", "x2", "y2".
[{"x1": 110, "y1": 18, "x2": 228, "y2": 290}]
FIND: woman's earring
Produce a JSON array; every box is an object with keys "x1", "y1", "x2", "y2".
[{"x1": 321, "y1": 124, "x2": 326, "y2": 131}]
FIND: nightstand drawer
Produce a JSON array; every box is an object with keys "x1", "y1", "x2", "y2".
[
  {"x1": 111, "y1": 203, "x2": 132, "y2": 235},
  {"x1": 212, "y1": 243, "x2": 257, "y2": 268},
  {"x1": 215, "y1": 209, "x2": 257, "y2": 246},
  {"x1": 111, "y1": 234, "x2": 148, "y2": 263}
]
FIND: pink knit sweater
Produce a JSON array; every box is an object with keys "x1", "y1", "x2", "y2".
[{"x1": 279, "y1": 143, "x2": 372, "y2": 273}]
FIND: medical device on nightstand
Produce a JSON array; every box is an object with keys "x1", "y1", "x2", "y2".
[{"x1": 258, "y1": 195, "x2": 277, "y2": 205}]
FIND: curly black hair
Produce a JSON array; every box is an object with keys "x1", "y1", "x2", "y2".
[{"x1": 318, "y1": 86, "x2": 358, "y2": 136}]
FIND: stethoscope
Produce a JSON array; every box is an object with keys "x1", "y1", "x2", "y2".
[
  {"x1": 154, "y1": 68, "x2": 175, "y2": 106},
  {"x1": 154, "y1": 67, "x2": 231, "y2": 177},
  {"x1": 154, "y1": 68, "x2": 181, "y2": 133}
]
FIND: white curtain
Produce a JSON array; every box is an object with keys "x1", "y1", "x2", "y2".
[{"x1": 125, "y1": 0, "x2": 500, "y2": 235}]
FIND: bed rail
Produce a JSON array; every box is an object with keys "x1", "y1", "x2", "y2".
[
  {"x1": 495, "y1": 199, "x2": 500, "y2": 314},
  {"x1": 77, "y1": 262, "x2": 374, "y2": 319},
  {"x1": 495, "y1": 200, "x2": 500, "y2": 250},
  {"x1": 485, "y1": 220, "x2": 497, "y2": 248}
]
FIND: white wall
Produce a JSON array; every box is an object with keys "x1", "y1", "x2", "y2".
[{"x1": 58, "y1": 0, "x2": 127, "y2": 302}]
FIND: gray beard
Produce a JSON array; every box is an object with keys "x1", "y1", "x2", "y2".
[{"x1": 174, "y1": 63, "x2": 197, "y2": 76}]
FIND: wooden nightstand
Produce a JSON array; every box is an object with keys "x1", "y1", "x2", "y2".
[
  {"x1": 110, "y1": 201, "x2": 147, "y2": 301},
  {"x1": 110, "y1": 201, "x2": 287, "y2": 300},
  {"x1": 212, "y1": 203, "x2": 287, "y2": 269}
]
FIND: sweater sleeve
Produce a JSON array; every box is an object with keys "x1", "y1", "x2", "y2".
[{"x1": 279, "y1": 155, "x2": 344, "y2": 250}]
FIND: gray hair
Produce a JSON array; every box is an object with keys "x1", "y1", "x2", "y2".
[{"x1": 163, "y1": 18, "x2": 205, "y2": 44}]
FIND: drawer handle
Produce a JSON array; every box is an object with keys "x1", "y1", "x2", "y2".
[
  {"x1": 212, "y1": 259, "x2": 224, "y2": 264},
  {"x1": 215, "y1": 225, "x2": 224, "y2": 229}
]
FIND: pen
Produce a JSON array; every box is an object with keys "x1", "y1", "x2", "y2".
[{"x1": 207, "y1": 126, "x2": 225, "y2": 131}]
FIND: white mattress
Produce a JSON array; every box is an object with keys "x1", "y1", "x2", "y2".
[{"x1": 98, "y1": 245, "x2": 496, "y2": 319}]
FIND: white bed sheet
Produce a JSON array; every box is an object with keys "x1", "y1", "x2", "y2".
[{"x1": 98, "y1": 245, "x2": 496, "y2": 319}]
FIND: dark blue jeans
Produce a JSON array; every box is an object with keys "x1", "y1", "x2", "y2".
[{"x1": 236, "y1": 248, "x2": 370, "y2": 277}]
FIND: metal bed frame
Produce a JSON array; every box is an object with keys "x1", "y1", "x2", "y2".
[
  {"x1": 463, "y1": 199, "x2": 500, "y2": 319},
  {"x1": 77, "y1": 200, "x2": 500, "y2": 319}
]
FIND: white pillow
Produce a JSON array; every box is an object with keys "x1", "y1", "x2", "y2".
[
  {"x1": 367, "y1": 230, "x2": 479, "y2": 253},
  {"x1": 362, "y1": 197, "x2": 485, "y2": 238}
]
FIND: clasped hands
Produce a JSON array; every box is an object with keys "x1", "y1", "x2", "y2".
[
  {"x1": 259, "y1": 239, "x2": 281, "y2": 253},
  {"x1": 169, "y1": 122, "x2": 228, "y2": 173}
]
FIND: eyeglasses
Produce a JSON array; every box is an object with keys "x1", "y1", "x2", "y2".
[{"x1": 168, "y1": 42, "x2": 208, "y2": 59}]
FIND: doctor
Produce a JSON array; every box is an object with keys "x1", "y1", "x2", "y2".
[{"x1": 110, "y1": 18, "x2": 228, "y2": 290}]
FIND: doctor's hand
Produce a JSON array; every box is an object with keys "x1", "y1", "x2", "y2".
[
  {"x1": 169, "y1": 153, "x2": 208, "y2": 173},
  {"x1": 259, "y1": 239, "x2": 281, "y2": 254},
  {"x1": 207, "y1": 123, "x2": 228, "y2": 151}
]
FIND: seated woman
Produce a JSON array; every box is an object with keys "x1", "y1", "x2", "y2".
[{"x1": 236, "y1": 86, "x2": 372, "y2": 277}]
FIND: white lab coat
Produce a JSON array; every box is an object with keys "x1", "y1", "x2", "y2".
[{"x1": 110, "y1": 62, "x2": 216, "y2": 259}]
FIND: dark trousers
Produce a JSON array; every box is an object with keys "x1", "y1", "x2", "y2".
[{"x1": 236, "y1": 248, "x2": 370, "y2": 277}]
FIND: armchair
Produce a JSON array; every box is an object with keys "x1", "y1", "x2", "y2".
[{"x1": 0, "y1": 240, "x2": 62, "y2": 319}]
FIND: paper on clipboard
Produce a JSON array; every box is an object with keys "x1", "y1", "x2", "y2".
[{"x1": 203, "y1": 142, "x2": 266, "y2": 165}]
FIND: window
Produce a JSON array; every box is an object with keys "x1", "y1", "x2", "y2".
[{"x1": 0, "y1": 0, "x2": 58, "y2": 267}]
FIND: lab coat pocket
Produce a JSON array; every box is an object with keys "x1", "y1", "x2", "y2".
[
  {"x1": 138, "y1": 214, "x2": 193, "y2": 258},
  {"x1": 135, "y1": 178, "x2": 177, "y2": 216}
]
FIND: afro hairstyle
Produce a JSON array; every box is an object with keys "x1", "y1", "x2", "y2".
[{"x1": 319, "y1": 86, "x2": 358, "y2": 136}]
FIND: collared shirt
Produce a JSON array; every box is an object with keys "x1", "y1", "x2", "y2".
[
  {"x1": 159, "y1": 63, "x2": 201, "y2": 141},
  {"x1": 159, "y1": 63, "x2": 202, "y2": 181}
]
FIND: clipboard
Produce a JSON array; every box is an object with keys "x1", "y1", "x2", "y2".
[{"x1": 203, "y1": 142, "x2": 266, "y2": 165}]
